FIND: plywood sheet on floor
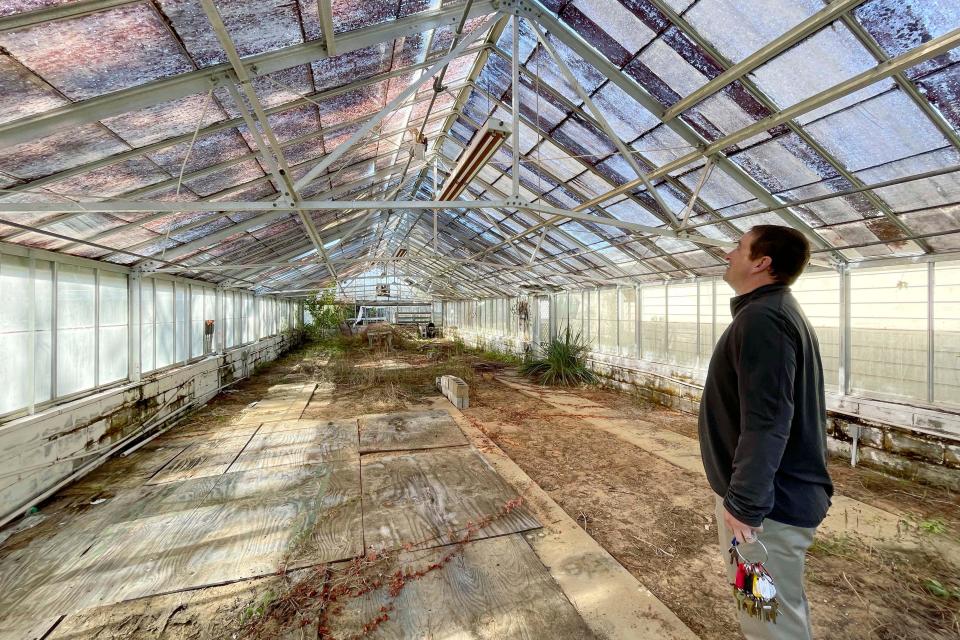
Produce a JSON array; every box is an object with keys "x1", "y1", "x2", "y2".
[
  {"x1": 361, "y1": 447, "x2": 539, "y2": 551},
  {"x1": 158, "y1": 423, "x2": 260, "y2": 445},
  {"x1": 328, "y1": 533, "x2": 595, "y2": 639},
  {"x1": 46, "y1": 569, "x2": 320, "y2": 640},
  {"x1": 147, "y1": 435, "x2": 252, "y2": 485},
  {"x1": 227, "y1": 420, "x2": 358, "y2": 473},
  {"x1": 358, "y1": 409, "x2": 468, "y2": 453},
  {"x1": 2, "y1": 461, "x2": 362, "y2": 626},
  {"x1": 232, "y1": 383, "x2": 316, "y2": 425}
]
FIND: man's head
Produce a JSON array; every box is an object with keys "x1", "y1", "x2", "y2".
[{"x1": 723, "y1": 225, "x2": 810, "y2": 294}]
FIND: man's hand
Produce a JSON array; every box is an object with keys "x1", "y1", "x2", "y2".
[{"x1": 724, "y1": 507, "x2": 762, "y2": 544}]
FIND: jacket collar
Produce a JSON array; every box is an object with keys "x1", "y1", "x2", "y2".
[{"x1": 730, "y1": 283, "x2": 789, "y2": 316}]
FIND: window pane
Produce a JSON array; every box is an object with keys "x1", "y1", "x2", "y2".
[
  {"x1": 98, "y1": 271, "x2": 127, "y2": 384},
  {"x1": 141, "y1": 279, "x2": 155, "y2": 373},
  {"x1": 698, "y1": 280, "x2": 714, "y2": 366},
  {"x1": 792, "y1": 271, "x2": 841, "y2": 393},
  {"x1": 668, "y1": 283, "x2": 697, "y2": 367},
  {"x1": 245, "y1": 294, "x2": 255, "y2": 343},
  {"x1": 642, "y1": 285, "x2": 666, "y2": 361},
  {"x1": 0, "y1": 256, "x2": 53, "y2": 414},
  {"x1": 191, "y1": 286, "x2": 204, "y2": 358},
  {"x1": 555, "y1": 292, "x2": 568, "y2": 338},
  {"x1": 568, "y1": 291, "x2": 583, "y2": 339},
  {"x1": 175, "y1": 283, "x2": 188, "y2": 363},
  {"x1": 225, "y1": 292, "x2": 235, "y2": 347},
  {"x1": 156, "y1": 279, "x2": 174, "y2": 368},
  {"x1": 619, "y1": 287, "x2": 637, "y2": 357},
  {"x1": 599, "y1": 288, "x2": 617, "y2": 353},
  {"x1": 587, "y1": 290, "x2": 599, "y2": 349},
  {"x1": 935, "y1": 262, "x2": 960, "y2": 406},
  {"x1": 850, "y1": 265, "x2": 928, "y2": 401},
  {"x1": 57, "y1": 264, "x2": 96, "y2": 396}
]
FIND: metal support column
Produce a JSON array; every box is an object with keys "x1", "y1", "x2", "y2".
[
  {"x1": 839, "y1": 265, "x2": 852, "y2": 395},
  {"x1": 928, "y1": 261, "x2": 935, "y2": 404},
  {"x1": 511, "y1": 12, "x2": 521, "y2": 198}
]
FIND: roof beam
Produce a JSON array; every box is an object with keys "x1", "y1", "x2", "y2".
[
  {"x1": 643, "y1": 0, "x2": 932, "y2": 253},
  {"x1": 0, "y1": 0, "x2": 496, "y2": 147},
  {"x1": 287, "y1": 13, "x2": 497, "y2": 194},
  {"x1": 656, "y1": 26, "x2": 960, "y2": 175},
  {"x1": 520, "y1": 0, "x2": 843, "y2": 259},
  {"x1": 0, "y1": 54, "x2": 479, "y2": 198},
  {"x1": 317, "y1": 0, "x2": 336, "y2": 56}
]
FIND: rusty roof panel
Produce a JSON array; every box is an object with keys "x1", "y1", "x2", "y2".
[
  {"x1": 157, "y1": 0, "x2": 304, "y2": 67},
  {"x1": 0, "y1": 53, "x2": 68, "y2": 125},
  {"x1": 0, "y1": 124, "x2": 129, "y2": 180},
  {"x1": 0, "y1": 4, "x2": 195, "y2": 101}
]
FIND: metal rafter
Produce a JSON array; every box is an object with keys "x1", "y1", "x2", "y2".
[
  {"x1": 515, "y1": 0, "x2": 842, "y2": 262},
  {"x1": 643, "y1": 0, "x2": 933, "y2": 253}
]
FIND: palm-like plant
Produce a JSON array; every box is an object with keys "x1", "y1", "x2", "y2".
[{"x1": 521, "y1": 330, "x2": 598, "y2": 386}]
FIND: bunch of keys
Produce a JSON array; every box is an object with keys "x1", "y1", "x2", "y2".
[{"x1": 729, "y1": 537, "x2": 779, "y2": 623}]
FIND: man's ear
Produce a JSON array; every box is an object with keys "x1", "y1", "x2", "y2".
[{"x1": 752, "y1": 255, "x2": 772, "y2": 274}]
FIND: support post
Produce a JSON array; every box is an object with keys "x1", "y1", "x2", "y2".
[
  {"x1": 839, "y1": 265, "x2": 852, "y2": 395},
  {"x1": 928, "y1": 261, "x2": 935, "y2": 404},
  {"x1": 511, "y1": 12, "x2": 521, "y2": 198}
]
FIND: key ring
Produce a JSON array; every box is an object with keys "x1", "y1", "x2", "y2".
[{"x1": 730, "y1": 536, "x2": 769, "y2": 565}]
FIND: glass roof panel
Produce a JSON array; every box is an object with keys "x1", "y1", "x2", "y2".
[
  {"x1": 802, "y1": 89, "x2": 949, "y2": 172},
  {"x1": 750, "y1": 23, "x2": 896, "y2": 125},
  {"x1": 684, "y1": 0, "x2": 821, "y2": 65}
]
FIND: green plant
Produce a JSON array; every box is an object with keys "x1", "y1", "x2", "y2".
[
  {"x1": 919, "y1": 519, "x2": 947, "y2": 535},
  {"x1": 303, "y1": 289, "x2": 349, "y2": 338},
  {"x1": 924, "y1": 578, "x2": 960, "y2": 599},
  {"x1": 520, "y1": 330, "x2": 598, "y2": 386},
  {"x1": 240, "y1": 589, "x2": 276, "y2": 624}
]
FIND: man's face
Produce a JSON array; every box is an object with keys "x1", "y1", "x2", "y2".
[{"x1": 723, "y1": 231, "x2": 757, "y2": 289}]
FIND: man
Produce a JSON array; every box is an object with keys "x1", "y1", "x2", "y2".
[{"x1": 699, "y1": 225, "x2": 833, "y2": 640}]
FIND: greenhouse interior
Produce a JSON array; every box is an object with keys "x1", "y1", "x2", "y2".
[{"x1": 0, "y1": 0, "x2": 959, "y2": 638}]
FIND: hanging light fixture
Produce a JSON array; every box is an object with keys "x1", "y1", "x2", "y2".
[{"x1": 437, "y1": 119, "x2": 511, "y2": 201}]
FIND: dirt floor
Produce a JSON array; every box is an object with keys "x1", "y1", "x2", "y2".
[{"x1": 6, "y1": 333, "x2": 959, "y2": 639}]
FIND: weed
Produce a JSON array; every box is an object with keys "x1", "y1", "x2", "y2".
[
  {"x1": 521, "y1": 330, "x2": 598, "y2": 386},
  {"x1": 808, "y1": 533, "x2": 855, "y2": 557},
  {"x1": 920, "y1": 518, "x2": 947, "y2": 535}
]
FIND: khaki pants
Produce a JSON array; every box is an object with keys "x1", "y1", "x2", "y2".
[{"x1": 714, "y1": 495, "x2": 816, "y2": 639}]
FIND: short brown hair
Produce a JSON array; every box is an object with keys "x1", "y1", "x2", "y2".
[{"x1": 747, "y1": 225, "x2": 811, "y2": 285}]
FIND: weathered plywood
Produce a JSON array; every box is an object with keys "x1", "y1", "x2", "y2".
[
  {"x1": 47, "y1": 569, "x2": 321, "y2": 640},
  {"x1": 232, "y1": 383, "x2": 316, "y2": 425},
  {"x1": 2, "y1": 462, "x2": 363, "y2": 625},
  {"x1": 147, "y1": 435, "x2": 252, "y2": 485},
  {"x1": 329, "y1": 534, "x2": 595, "y2": 640},
  {"x1": 158, "y1": 423, "x2": 260, "y2": 445},
  {"x1": 256, "y1": 418, "x2": 352, "y2": 435},
  {"x1": 358, "y1": 409, "x2": 468, "y2": 453},
  {"x1": 228, "y1": 421, "x2": 358, "y2": 473},
  {"x1": 361, "y1": 447, "x2": 539, "y2": 552}
]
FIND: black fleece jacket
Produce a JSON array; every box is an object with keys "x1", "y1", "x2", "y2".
[{"x1": 698, "y1": 283, "x2": 833, "y2": 529}]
